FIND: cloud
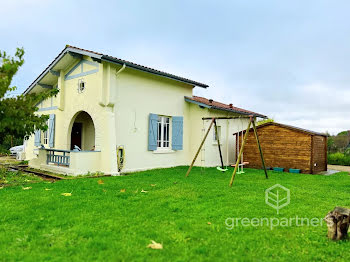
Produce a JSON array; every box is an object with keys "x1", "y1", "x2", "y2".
[{"x1": 3, "y1": 0, "x2": 350, "y2": 135}]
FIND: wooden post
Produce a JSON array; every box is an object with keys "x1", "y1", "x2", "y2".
[
  {"x1": 310, "y1": 135, "x2": 314, "y2": 174},
  {"x1": 229, "y1": 118, "x2": 252, "y2": 187},
  {"x1": 235, "y1": 133, "x2": 238, "y2": 160},
  {"x1": 185, "y1": 118, "x2": 215, "y2": 177},
  {"x1": 214, "y1": 119, "x2": 224, "y2": 169},
  {"x1": 252, "y1": 121, "x2": 268, "y2": 179},
  {"x1": 324, "y1": 136, "x2": 328, "y2": 171}
]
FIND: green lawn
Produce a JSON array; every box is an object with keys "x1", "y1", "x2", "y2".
[{"x1": 0, "y1": 167, "x2": 349, "y2": 261}]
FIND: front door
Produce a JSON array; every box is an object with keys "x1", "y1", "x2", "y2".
[{"x1": 71, "y1": 123, "x2": 82, "y2": 150}]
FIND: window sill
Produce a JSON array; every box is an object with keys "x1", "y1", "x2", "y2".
[{"x1": 153, "y1": 148, "x2": 175, "y2": 154}]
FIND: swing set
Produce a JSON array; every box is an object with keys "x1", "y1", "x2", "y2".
[
  {"x1": 232, "y1": 119, "x2": 249, "y2": 175},
  {"x1": 185, "y1": 115, "x2": 268, "y2": 187}
]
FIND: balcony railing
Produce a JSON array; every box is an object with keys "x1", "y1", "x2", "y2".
[
  {"x1": 46, "y1": 149, "x2": 70, "y2": 166},
  {"x1": 30, "y1": 149, "x2": 102, "y2": 176}
]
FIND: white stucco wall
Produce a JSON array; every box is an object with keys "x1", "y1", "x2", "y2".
[
  {"x1": 111, "y1": 65, "x2": 250, "y2": 172},
  {"x1": 26, "y1": 56, "x2": 118, "y2": 175},
  {"x1": 111, "y1": 66, "x2": 193, "y2": 172},
  {"x1": 188, "y1": 105, "x2": 250, "y2": 167},
  {"x1": 25, "y1": 55, "x2": 253, "y2": 175}
]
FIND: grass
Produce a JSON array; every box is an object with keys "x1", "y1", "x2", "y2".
[
  {"x1": 0, "y1": 168, "x2": 43, "y2": 188},
  {"x1": 0, "y1": 167, "x2": 349, "y2": 261}
]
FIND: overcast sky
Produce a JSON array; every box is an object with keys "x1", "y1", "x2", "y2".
[{"x1": 2, "y1": 0, "x2": 349, "y2": 134}]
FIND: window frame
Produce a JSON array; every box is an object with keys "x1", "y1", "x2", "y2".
[
  {"x1": 157, "y1": 116, "x2": 170, "y2": 149},
  {"x1": 43, "y1": 120, "x2": 49, "y2": 145}
]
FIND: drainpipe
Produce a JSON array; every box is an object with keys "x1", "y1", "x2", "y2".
[
  {"x1": 106, "y1": 64, "x2": 126, "y2": 108},
  {"x1": 111, "y1": 64, "x2": 126, "y2": 107},
  {"x1": 115, "y1": 64, "x2": 126, "y2": 76}
]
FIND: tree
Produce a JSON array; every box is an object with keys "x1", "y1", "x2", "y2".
[
  {"x1": 0, "y1": 48, "x2": 58, "y2": 149},
  {"x1": 337, "y1": 130, "x2": 349, "y2": 136},
  {"x1": 333, "y1": 134, "x2": 349, "y2": 153},
  {"x1": 257, "y1": 118, "x2": 274, "y2": 126}
]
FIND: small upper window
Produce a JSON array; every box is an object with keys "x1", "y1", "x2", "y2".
[
  {"x1": 213, "y1": 126, "x2": 221, "y2": 142},
  {"x1": 78, "y1": 79, "x2": 86, "y2": 93},
  {"x1": 157, "y1": 116, "x2": 170, "y2": 148}
]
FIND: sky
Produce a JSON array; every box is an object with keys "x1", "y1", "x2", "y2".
[{"x1": 1, "y1": 0, "x2": 349, "y2": 135}]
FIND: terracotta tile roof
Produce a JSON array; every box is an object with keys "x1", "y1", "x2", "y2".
[{"x1": 185, "y1": 96, "x2": 267, "y2": 118}]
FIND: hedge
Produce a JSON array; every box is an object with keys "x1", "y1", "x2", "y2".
[{"x1": 327, "y1": 153, "x2": 350, "y2": 166}]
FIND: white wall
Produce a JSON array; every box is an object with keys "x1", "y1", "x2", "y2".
[
  {"x1": 188, "y1": 104, "x2": 250, "y2": 167},
  {"x1": 112, "y1": 66, "x2": 193, "y2": 172},
  {"x1": 111, "y1": 64, "x2": 250, "y2": 172}
]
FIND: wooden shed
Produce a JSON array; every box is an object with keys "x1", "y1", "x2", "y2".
[{"x1": 235, "y1": 122, "x2": 327, "y2": 174}]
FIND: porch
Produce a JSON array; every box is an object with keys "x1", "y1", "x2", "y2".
[{"x1": 29, "y1": 148, "x2": 102, "y2": 176}]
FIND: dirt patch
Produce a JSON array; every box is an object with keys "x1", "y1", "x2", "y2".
[
  {"x1": 0, "y1": 155, "x2": 21, "y2": 166},
  {"x1": 327, "y1": 165, "x2": 350, "y2": 173}
]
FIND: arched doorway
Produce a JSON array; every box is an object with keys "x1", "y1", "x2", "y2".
[{"x1": 69, "y1": 111, "x2": 95, "y2": 150}]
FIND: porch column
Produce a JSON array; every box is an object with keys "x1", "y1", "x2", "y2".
[{"x1": 98, "y1": 108, "x2": 118, "y2": 175}]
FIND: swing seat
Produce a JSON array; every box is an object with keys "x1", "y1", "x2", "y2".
[
  {"x1": 216, "y1": 166, "x2": 228, "y2": 172},
  {"x1": 231, "y1": 161, "x2": 249, "y2": 167}
]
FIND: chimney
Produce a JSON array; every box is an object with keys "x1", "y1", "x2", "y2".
[
  {"x1": 209, "y1": 99, "x2": 213, "y2": 104},
  {"x1": 229, "y1": 103, "x2": 233, "y2": 108}
]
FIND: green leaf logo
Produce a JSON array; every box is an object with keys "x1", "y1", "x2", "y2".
[{"x1": 265, "y1": 184, "x2": 290, "y2": 214}]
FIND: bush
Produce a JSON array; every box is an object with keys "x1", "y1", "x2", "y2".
[
  {"x1": 327, "y1": 153, "x2": 350, "y2": 166},
  {"x1": 0, "y1": 146, "x2": 10, "y2": 155}
]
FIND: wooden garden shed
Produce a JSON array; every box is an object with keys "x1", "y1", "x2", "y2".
[{"x1": 235, "y1": 122, "x2": 327, "y2": 174}]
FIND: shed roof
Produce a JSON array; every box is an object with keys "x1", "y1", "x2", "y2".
[
  {"x1": 234, "y1": 122, "x2": 327, "y2": 137},
  {"x1": 23, "y1": 45, "x2": 209, "y2": 95},
  {"x1": 185, "y1": 96, "x2": 267, "y2": 118}
]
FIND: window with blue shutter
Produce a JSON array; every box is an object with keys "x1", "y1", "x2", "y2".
[
  {"x1": 172, "y1": 116, "x2": 183, "y2": 150},
  {"x1": 34, "y1": 130, "x2": 41, "y2": 147},
  {"x1": 48, "y1": 114, "x2": 55, "y2": 148},
  {"x1": 148, "y1": 113, "x2": 158, "y2": 151}
]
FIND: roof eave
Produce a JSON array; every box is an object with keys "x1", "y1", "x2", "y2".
[
  {"x1": 184, "y1": 97, "x2": 211, "y2": 108},
  {"x1": 23, "y1": 47, "x2": 103, "y2": 95},
  {"x1": 184, "y1": 97, "x2": 267, "y2": 118},
  {"x1": 211, "y1": 106, "x2": 267, "y2": 118},
  {"x1": 101, "y1": 56, "x2": 208, "y2": 88},
  {"x1": 234, "y1": 122, "x2": 327, "y2": 137}
]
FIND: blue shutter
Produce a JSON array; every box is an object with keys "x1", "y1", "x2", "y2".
[
  {"x1": 148, "y1": 113, "x2": 158, "y2": 151},
  {"x1": 172, "y1": 116, "x2": 183, "y2": 150},
  {"x1": 34, "y1": 130, "x2": 41, "y2": 147},
  {"x1": 48, "y1": 114, "x2": 55, "y2": 148}
]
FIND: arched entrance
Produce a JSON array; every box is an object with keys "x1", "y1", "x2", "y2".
[{"x1": 69, "y1": 111, "x2": 95, "y2": 150}]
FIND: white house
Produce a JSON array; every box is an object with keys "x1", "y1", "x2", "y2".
[{"x1": 24, "y1": 45, "x2": 266, "y2": 175}]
